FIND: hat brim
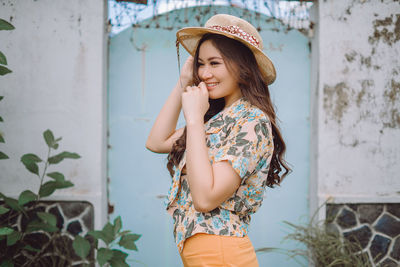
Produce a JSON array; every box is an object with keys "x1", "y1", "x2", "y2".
[{"x1": 176, "y1": 27, "x2": 276, "y2": 85}]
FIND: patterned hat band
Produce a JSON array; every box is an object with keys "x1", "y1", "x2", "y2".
[{"x1": 207, "y1": 25, "x2": 260, "y2": 49}]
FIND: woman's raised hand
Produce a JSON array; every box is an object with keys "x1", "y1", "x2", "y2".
[
  {"x1": 179, "y1": 56, "x2": 194, "y2": 90},
  {"x1": 182, "y1": 82, "x2": 209, "y2": 125},
  {"x1": 146, "y1": 58, "x2": 194, "y2": 153}
]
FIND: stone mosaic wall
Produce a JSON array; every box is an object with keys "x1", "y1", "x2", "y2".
[
  {"x1": 326, "y1": 203, "x2": 400, "y2": 267},
  {"x1": 0, "y1": 201, "x2": 94, "y2": 266}
]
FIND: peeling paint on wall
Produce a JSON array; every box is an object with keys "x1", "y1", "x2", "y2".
[
  {"x1": 344, "y1": 50, "x2": 357, "y2": 62},
  {"x1": 368, "y1": 14, "x2": 400, "y2": 46},
  {"x1": 384, "y1": 79, "x2": 400, "y2": 105},
  {"x1": 382, "y1": 78, "x2": 400, "y2": 129},
  {"x1": 323, "y1": 74, "x2": 400, "y2": 130},
  {"x1": 357, "y1": 79, "x2": 374, "y2": 107},
  {"x1": 318, "y1": 0, "x2": 400, "y2": 200},
  {"x1": 343, "y1": 50, "x2": 380, "y2": 70},
  {"x1": 323, "y1": 6, "x2": 400, "y2": 131},
  {"x1": 323, "y1": 82, "x2": 350, "y2": 123},
  {"x1": 323, "y1": 79, "x2": 378, "y2": 126}
]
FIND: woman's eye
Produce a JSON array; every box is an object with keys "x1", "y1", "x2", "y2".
[
  {"x1": 211, "y1": 61, "x2": 220, "y2": 66},
  {"x1": 197, "y1": 62, "x2": 204, "y2": 66}
]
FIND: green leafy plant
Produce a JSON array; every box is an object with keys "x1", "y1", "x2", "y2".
[
  {"x1": 281, "y1": 220, "x2": 371, "y2": 267},
  {"x1": 257, "y1": 206, "x2": 371, "y2": 267},
  {"x1": 0, "y1": 17, "x2": 140, "y2": 267},
  {"x1": 0, "y1": 18, "x2": 15, "y2": 161},
  {"x1": 0, "y1": 18, "x2": 14, "y2": 76},
  {"x1": 0, "y1": 130, "x2": 140, "y2": 266},
  {"x1": 0, "y1": 130, "x2": 80, "y2": 266},
  {"x1": 73, "y1": 216, "x2": 141, "y2": 266}
]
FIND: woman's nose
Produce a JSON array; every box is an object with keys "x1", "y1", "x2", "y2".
[{"x1": 199, "y1": 67, "x2": 213, "y2": 80}]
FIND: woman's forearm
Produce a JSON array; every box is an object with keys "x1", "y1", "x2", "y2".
[
  {"x1": 186, "y1": 121, "x2": 215, "y2": 211},
  {"x1": 146, "y1": 82, "x2": 184, "y2": 153}
]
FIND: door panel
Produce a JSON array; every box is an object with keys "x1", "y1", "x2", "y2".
[{"x1": 109, "y1": 7, "x2": 309, "y2": 266}]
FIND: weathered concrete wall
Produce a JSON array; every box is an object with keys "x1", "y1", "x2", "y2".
[
  {"x1": 314, "y1": 0, "x2": 400, "y2": 205},
  {"x1": 0, "y1": 0, "x2": 108, "y2": 228}
]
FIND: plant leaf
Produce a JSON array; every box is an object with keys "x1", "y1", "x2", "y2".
[
  {"x1": 23, "y1": 245, "x2": 41, "y2": 252},
  {"x1": 255, "y1": 247, "x2": 281, "y2": 253},
  {"x1": 72, "y1": 235, "x2": 90, "y2": 259},
  {"x1": 43, "y1": 129, "x2": 56, "y2": 149},
  {"x1": 97, "y1": 247, "x2": 113, "y2": 266},
  {"x1": 0, "y1": 116, "x2": 3, "y2": 122},
  {"x1": 88, "y1": 224, "x2": 114, "y2": 245},
  {"x1": 48, "y1": 151, "x2": 80, "y2": 164},
  {"x1": 0, "y1": 19, "x2": 15, "y2": 31},
  {"x1": 0, "y1": 227, "x2": 14, "y2": 235},
  {"x1": 6, "y1": 230, "x2": 22, "y2": 246},
  {"x1": 26, "y1": 220, "x2": 58, "y2": 233},
  {"x1": 114, "y1": 216, "x2": 122, "y2": 235},
  {"x1": 21, "y1": 153, "x2": 42, "y2": 162},
  {"x1": 37, "y1": 212, "x2": 57, "y2": 227},
  {"x1": 118, "y1": 230, "x2": 131, "y2": 236},
  {"x1": 0, "y1": 96, "x2": 3, "y2": 101},
  {"x1": 101, "y1": 222, "x2": 115, "y2": 245},
  {"x1": 4, "y1": 197, "x2": 23, "y2": 213},
  {"x1": 39, "y1": 178, "x2": 73, "y2": 198},
  {"x1": 0, "y1": 65, "x2": 12, "y2": 76},
  {"x1": 0, "y1": 206, "x2": 10, "y2": 215},
  {"x1": 47, "y1": 172, "x2": 65, "y2": 182},
  {"x1": 87, "y1": 230, "x2": 104, "y2": 241},
  {"x1": 108, "y1": 258, "x2": 129, "y2": 267},
  {"x1": 39, "y1": 181, "x2": 58, "y2": 198},
  {"x1": 0, "y1": 51, "x2": 7, "y2": 65},
  {"x1": 0, "y1": 133, "x2": 5, "y2": 143},
  {"x1": 0, "y1": 259, "x2": 14, "y2": 267},
  {"x1": 118, "y1": 233, "x2": 141, "y2": 251},
  {"x1": 22, "y1": 161, "x2": 39, "y2": 175},
  {"x1": 0, "y1": 151, "x2": 9, "y2": 160},
  {"x1": 20, "y1": 154, "x2": 42, "y2": 175},
  {"x1": 18, "y1": 190, "x2": 37, "y2": 206},
  {"x1": 108, "y1": 250, "x2": 129, "y2": 267},
  {"x1": 56, "y1": 180, "x2": 74, "y2": 189}
]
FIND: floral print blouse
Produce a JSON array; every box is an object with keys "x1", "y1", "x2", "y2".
[{"x1": 165, "y1": 97, "x2": 274, "y2": 252}]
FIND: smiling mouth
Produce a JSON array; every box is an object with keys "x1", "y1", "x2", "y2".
[{"x1": 206, "y1": 82, "x2": 219, "y2": 89}]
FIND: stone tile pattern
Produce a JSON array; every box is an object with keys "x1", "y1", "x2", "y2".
[
  {"x1": 0, "y1": 201, "x2": 94, "y2": 266},
  {"x1": 326, "y1": 203, "x2": 400, "y2": 267}
]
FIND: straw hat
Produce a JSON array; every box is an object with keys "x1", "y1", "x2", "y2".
[{"x1": 176, "y1": 14, "x2": 276, "y2": 85}]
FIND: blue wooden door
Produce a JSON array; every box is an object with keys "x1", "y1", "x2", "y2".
[{"x1": 108, "y1": 7, "x2": 310, "y2": 266}]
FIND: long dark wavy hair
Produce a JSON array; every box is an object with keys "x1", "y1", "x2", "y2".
[{"x1": 167, "y1": 33, "x2": 290, "y2": 187}]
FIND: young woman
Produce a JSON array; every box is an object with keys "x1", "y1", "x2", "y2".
[{"x1": 146, "y1": 14, "x2": 290, "y2": 266}]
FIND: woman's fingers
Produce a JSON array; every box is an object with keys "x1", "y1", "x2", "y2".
[
  {"x1": 184, "y1": 56, "x2": 194, "y2": 66},
  {"x1": 198, "y1": 82, "x2": 209, "y2": 97},
  {"x1": 184, "y1": 85, "x2": 201, "y2": 93},
  {"x1": 180, "y1": 56, "x2": 194, "y2": 86},
  {"x1": 182, "y1": 86, "x2": 209, "y2": 124}
]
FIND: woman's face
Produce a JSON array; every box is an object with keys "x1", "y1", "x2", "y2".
[{"x1": 197, "y1": 40, "x2": 242, "y2": 107}]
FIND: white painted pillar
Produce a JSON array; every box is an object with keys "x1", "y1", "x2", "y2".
[
  {"x1": 0, "y1": 0, "x2": 108, "y2": 229},
  {"x1": 311, "y1": 0, "x2": 400, "y2": 215}
]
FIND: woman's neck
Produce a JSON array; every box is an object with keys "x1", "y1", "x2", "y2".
[{"x1": 224, "y1": 92, "x2": 243, "y2": 108}]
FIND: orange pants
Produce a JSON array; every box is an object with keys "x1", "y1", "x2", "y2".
[{"x1": 180, "y1": 233, "x2": 259, "y2": 267}]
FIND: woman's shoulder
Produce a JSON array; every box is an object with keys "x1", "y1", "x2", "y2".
[
  {"x1": 206, "y1": 97, "x2": 270, "y2": 133},
  {"x1": 236, "y1": 98, "x2": 270, "y2": 124}
]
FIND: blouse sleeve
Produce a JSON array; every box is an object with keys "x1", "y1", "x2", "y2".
[{"x1": 212, "y1": 115, "x2": 272, "y2": 180}]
